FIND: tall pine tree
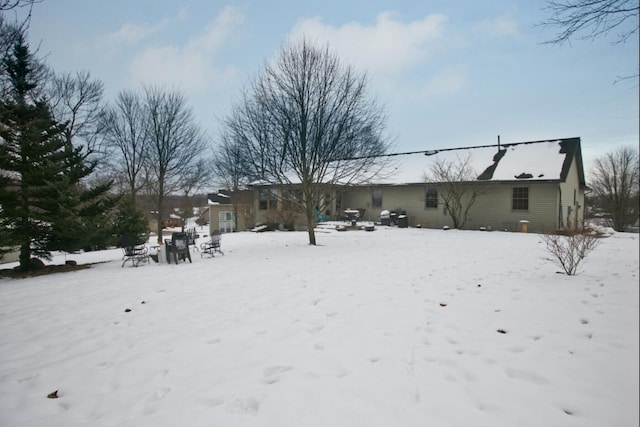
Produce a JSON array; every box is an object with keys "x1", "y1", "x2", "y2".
[{"x1": 0, "y1": 33, "x2": 117, "y2": 270}]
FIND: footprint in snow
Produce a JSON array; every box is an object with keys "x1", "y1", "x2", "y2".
[
  {"x1": 199, "y1": 397, "x2": 224, "y2": 408},
  {"x1": 226, "y1": 397, "x2": 260, "y2": 415},
  {"x1": 263, "y1": 365, "x2": 293, "y2": 384}
]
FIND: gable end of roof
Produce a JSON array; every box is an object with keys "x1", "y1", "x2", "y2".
[{"x1": 558, "y1": 137, "x2": 584, "y2": 185}]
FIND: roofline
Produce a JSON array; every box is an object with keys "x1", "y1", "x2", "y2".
[
  {"x1": 339, "y1": 137, "x2": 582, "y2": 161},
  {"x1": 366, "y1": 179, "x2": 564, "y2": 186},
  {"x1": 248, "y1": 137, "x2": 585, "y2": 187}
]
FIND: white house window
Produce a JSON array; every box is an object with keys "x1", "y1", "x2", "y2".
[
  {"x1": 425, "y1": 188, "x2": 438, "y2": 209},
  {"x1": 219, "y1": 211, "x2": 235, "y2": 233},
  {"x1": 512, "y1": 187, "x2": 529, "y2": 211},
  {"x1": 372, "y1": 189, "x2": 382, "y2": 208}
]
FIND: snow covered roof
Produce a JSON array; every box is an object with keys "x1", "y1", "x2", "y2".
[
  {"x1": 374, "y1": 137, "x2": 583, "y2": 185},
  {"x1": 247, "y1": 138, "x2": 584, "y2": 188},
  {"x1": 207, "y1": 192, "x2": 231, "y2": 205}
]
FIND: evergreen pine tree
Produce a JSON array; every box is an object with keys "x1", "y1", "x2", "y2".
[{"x1": 0, "y1": 33, "x2": 117, "y2": 269}]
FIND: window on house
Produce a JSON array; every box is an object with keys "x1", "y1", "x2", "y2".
[
  {"x1": 258, "y1": 189, "x2": 277, "y2": 210},
  {"x1": 218, "y1": 211, "x2": 236, "y2": 233},
  {"x1": 512, "y1": 187, "x2": 529, "y2": 211},
  {"x1": 372, "y1": 189, "x2": 382, "y2": 208},
  {"x1": 425, "y1": 188, "x2": 438, "y2": 209}
]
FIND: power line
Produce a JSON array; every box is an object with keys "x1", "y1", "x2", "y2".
[{"x1": 339, "y1": 137, "x2": 571, "y2": 161}]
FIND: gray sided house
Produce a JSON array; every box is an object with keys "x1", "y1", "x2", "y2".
[{"x1": 250, "y1": 138, "x2": 586, "y2": 234}]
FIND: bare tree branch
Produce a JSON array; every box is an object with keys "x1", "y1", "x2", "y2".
[
  {"x1": 540, "y1": 0, "x2": 639, "y2": 80},
  {"x1": 541, "y1": 0, "x2": 639, "y2": 45},
  {"x1": 0, "y1": 1, "x2": 41, "y2": 56},
  {"x1": 48, "y1": 70, "x2": 105, "y2": 155}
]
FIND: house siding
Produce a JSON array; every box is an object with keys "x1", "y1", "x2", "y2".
[
  {"x1": 208, "y1": 204, "x2": 252, "y2": 234},
  {"x1": 466, "y1": 183, "x2": 560, "y2": 232},
  {"x1": 246, "y1": 139, "x2": 586, "y2": 234},
  {"x1": 342, "y1": 186, "x2": 430, "y2": 224},
  {"x1": 341, "y1": 182, "x2": 563, "y2": 233},
  {"x1": 251, "y1": 176, "x2": 582, "y2": 234},
  {"x1": 558, "y1": 158, "x2": 585, "y2": 230}
]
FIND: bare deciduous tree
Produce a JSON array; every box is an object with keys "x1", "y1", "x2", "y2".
[
  {"x1": 224, "y1": 39, "x2": 390, "y2": 245},
  {"x1": 589, "y1": 145, "x2": 639, "y2": 232},
  {"x1": 423, "y1": 153, "x2": 489, "y2": 229},
  {"x1": 143, "y1": 85, "x2": 209, "y2": 243},
  {"x1": 101, "y1": 89, "x2": 149, "y2": 203}
]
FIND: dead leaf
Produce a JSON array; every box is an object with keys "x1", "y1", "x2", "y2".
[{"x1": 47, "y1": 390, "x2": 58, "y2": 399}]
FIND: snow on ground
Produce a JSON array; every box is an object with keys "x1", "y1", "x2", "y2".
[{"x1": 0, "y1": 225, "x2": 638, "y2": 427}]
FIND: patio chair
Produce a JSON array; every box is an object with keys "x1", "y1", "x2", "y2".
[
  {"x1": 121, "y1": 235, "x2": 149, "y2": 267},
  {"x1": 185, "y1": 228, "x2": 199, "y2": 252},
  {"x1": 164, "y1": 232, "x2": 192, "y2": 264},
  {"x1": 200, "y1": 230, "x2": 224, "y2": 257}
]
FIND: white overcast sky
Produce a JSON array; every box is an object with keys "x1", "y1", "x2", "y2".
[{"x1": 12, "y1": 0, "x2": 640, "y2": 173}]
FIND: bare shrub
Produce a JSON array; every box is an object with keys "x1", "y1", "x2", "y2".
[{"x1": 542, "y1": 228, "x2": 602, "y2": 275}]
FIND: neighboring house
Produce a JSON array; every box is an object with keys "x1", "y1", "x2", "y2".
[
  {"x1": 249, "y1": 137, "x2": 586, "y2": 234},
  {"x1": 207, "y1": 190, "x2": 254, "y2": 234}
]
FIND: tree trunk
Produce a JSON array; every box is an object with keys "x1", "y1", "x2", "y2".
[
  {"x1": 303, "y1": 182, "x2": 317, "y2": 245},
  {"x1": 306, "y1": 213, "x2": 316, "y2": 245},
  {"x1": 19, "y1": 242, "x2": 30, "y2": 271},
  {"x1": 156, "y1": 196, "x2": 164, "y2": 244}
]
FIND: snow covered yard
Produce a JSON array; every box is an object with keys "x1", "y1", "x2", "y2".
[{"x1": 0, "y1": 227, "x2": 638, "y2": 427}]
